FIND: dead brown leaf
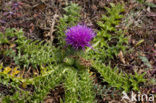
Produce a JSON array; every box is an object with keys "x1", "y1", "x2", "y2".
[
  {"x1": 33, "y1": 3, "x2": 46, "y2": 11},
  {"x1": 118, "y1": 51, "x2": 126, "y2": 64},
  {"x1": 0, "y1": 0, "x2": 2, "y2": 6},
  {"x1": 146, "y1": 0, "x2": 154, "y2": 3},
  {"x1": 44, "y1": 96, "x2": 54, "y2": 103},
  {"x1": 91, "y1": 5, "x2": 97, "y2": 10}
]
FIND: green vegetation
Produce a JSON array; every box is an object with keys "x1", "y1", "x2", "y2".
[
  {"x1": 93, "y1": 62, "x2": 146, "y2": 92},
  {"x1": 87, "y1": 3, "x2": 128, "y2": 62},
  {"x1": 56, "y1": 3, "x2": 81, "y2": 47},
  {"x1": 86, "y1": 3, "x2": 145, "y2": 92},
  {"x1": 0, "y1": 28, "x2": 57, "y2": 69}
]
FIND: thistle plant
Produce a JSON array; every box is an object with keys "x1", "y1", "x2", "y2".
[{"x1": 0, "y1": 3, "x2": 146, "y2": 103}]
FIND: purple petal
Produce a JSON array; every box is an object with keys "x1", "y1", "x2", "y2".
[{"x1": 65, "y1": 24, "x2": 96, "y2": 50}]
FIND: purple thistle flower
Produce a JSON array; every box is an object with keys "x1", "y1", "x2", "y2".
[{"x1": 65, "y1": 25, "x2": 96, "y2": 50}]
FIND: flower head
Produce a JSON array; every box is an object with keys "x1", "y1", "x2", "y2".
[{"x1": 65, "y1": 24, "x2": 96, "y2": 49}]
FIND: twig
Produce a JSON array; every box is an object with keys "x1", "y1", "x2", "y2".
[{"x1": 49, "y1": 14, "x2": 59, "y2": 42}]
